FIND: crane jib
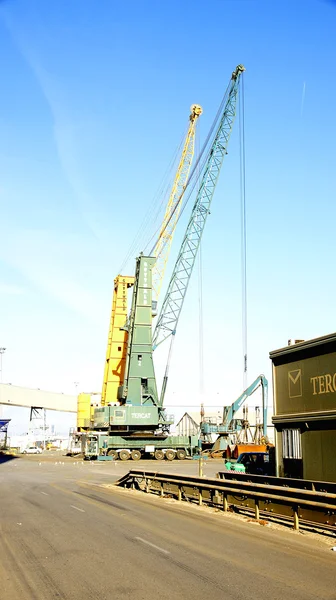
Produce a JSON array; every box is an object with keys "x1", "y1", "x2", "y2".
[{"x1": 152, "y1": 65, "x2": 245, "y2": 352}]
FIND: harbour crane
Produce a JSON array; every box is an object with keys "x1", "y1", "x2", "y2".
[
  {"x1": 82, "y1": 64, "x2": 245, "y2": 461},
  {"x1": 101, "y1": 104, "x2": 202, "y2": 406}
]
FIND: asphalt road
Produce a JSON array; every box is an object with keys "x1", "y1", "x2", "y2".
[{"x1": 1, "y1": 455, "x2": 335, "y2": 600}]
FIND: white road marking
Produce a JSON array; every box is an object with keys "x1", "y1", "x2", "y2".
[
  {"x1": 40, "y1": 491, "x2": 49, "y2": 496},
  {"x1": 70, "y1": 505, "x2": 85, "y2": 513},
  {"x1": 135, "y1": 537, "x2": 170, "y2": 555}
]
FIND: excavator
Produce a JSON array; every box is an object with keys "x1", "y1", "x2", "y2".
[
  {"x1": 72, "y1": 65, "x2": 246, "y2": 460},
  {"x1": 200, "y1": 374, "x2": 269, "y2": 458}
]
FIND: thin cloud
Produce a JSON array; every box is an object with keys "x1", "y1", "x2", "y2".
[
  {"x1": 1, "y1": 10, "x2": 101, "y2": 240},
  {"x1": 0, "y1": 283, "x2": 25, "y2": 295},
  {"x1": 0, "y1": 226, "x2": 104, "y2": 321}
]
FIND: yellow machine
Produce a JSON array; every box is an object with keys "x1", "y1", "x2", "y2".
[
  {"x1": 101, "y1": 275, "x2": 134, "y2": 406},
  {"x1": 77, "y1": 392, "x2": 101, "y2": 429},
  {"x1": 77, "y1": 393, "x2": 94, "y2": 429}
]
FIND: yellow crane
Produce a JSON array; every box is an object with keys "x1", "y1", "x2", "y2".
[
  {"x1": 151, "y1": 103, "x2": 202, "y2": 313},
  {"x1": 101, "y1": 275, "x2": 134, "y2": 406},
  {"x1": 100, "y1": 104, "x2": 202, "y2": 407}
]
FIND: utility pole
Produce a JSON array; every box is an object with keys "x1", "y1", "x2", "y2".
[
  {"x1": 0, "y1": 347, "x2": 6, "y2": 383},
  {"x1": 198, "y1": 438, "x2": 203, "y2": 478},
  {"x1": 43, "y1": 408, "x2": 47, "y2": 451},
  {"x1": 0, "y1": 348, "x2": 6, "y2": 419}
]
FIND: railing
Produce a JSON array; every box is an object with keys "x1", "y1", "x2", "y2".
[
  {"x1": 116, "y1": 470, "x2": 336, "y2": 535},
  {"x1": 217, "y1": 471, "x2": 336, "y2": 494}
]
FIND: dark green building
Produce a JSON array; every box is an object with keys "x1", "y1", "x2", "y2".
[{"x1": 270, "y1": 333, "x2": 336, "y2": 482}]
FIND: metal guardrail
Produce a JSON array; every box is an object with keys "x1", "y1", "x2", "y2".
[
  {"x1": 116, "y1": 470, "x2": 336, "y2": 534},
  {"x1": 218, "y1": 471, "x2": 336, "y2": 494}
]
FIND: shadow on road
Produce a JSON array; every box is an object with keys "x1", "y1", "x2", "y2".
[{"x1": 0, "y1": 452, "x2": 20, "y2": 464}]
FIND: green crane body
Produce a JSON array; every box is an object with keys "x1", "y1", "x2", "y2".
[{"x1": 93, "y1": 255, "x2": 172, "y2": 434}]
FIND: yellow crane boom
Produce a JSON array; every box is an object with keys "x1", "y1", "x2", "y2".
[{"x1": 151, "y1": 104, "x2": 202, "y2": 313}]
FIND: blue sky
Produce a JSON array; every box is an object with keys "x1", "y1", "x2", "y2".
[{"x1": 0, "y1": 0, "x2": 335, "y2": 435}]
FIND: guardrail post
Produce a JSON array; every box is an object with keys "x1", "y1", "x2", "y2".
[
  {"x1": 223, "y1": 492, "x2": 228, "y2": 512},
  {"x1": 255, "y1": 498, "x2": 260, "y2": 520},
  {"x1": 146, "y1": 478, "x2": 150, "y2": 493},
  {"x1": 160, "y1": 482, "x2": 164, "y2": 497},
  {"x1": 131, "y1": 478, "x2": 135, "y2": 490},
  {"x1": 178, "y1": 485, "x2": 182, "y2": 501},
  {"x1": 199, "y1": 455, "x2": 203, "y2": 478},
  {"x1": 293, "y1": 506, "x2": 299, "y2": 530},
  {"x1": 199, "y1": 488, "x2": 203, "y2": 506}
]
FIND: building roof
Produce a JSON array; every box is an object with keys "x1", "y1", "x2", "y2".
[
  {"x1": 269, "y1": 332, "x2": 336, "y2": 364},
  {"x1": 176, "y1": 410, "x2": 222, "y2": 427}
]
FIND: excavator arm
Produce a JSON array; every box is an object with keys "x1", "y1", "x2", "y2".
[{"x1": 223, "y1": 375, "x2": 268, "y2": 437}]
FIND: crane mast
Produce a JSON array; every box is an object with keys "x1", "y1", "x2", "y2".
[
  {"x1": 152, "y1": 104, "x2": 202, "y2": 313},
  {"x1": 152, "y1": 64, "x2": 245, "y2": 404}
]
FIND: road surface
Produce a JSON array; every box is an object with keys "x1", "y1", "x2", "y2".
[{"x1": 0, "y1": 455, "x2": 335, "y2": 599}]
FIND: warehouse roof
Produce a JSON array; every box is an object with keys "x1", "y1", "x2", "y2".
[{"x1": 269, "y1": 332, "x2": 336, "y2": 364}]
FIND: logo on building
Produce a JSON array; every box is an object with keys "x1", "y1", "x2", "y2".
[
  {"x1": 310, "y1": 373, "x2": 336, "y2": 395},
  {"x1": 288, "y1": 369, "x2": 302, "y2": 398}
]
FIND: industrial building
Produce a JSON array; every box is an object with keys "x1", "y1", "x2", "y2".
[{"x1": 270, "y1": 333, "x2": 336, "y2": 482}]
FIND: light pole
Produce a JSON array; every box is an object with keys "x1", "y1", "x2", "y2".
[
  {"x1": 0, "y1": 347, "x2": 6, "y2": 383},
  {"x1": 0, "y1": 348, "x2": 5, "y2": 419}
]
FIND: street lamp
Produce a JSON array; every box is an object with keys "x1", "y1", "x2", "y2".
[{"x1": 0, "y1": 348, "x2": 6, "y2": 384}]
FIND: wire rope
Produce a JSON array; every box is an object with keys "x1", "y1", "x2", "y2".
[
  {"x1": 196, "y1": 128, "x2": 204, "y2": 399},
  {"x1": 239, "y1": 74, "x2": 248, "y2": 391},
  {"x1": 117, "y1": 130, "x2": 187, "y2": 274}
]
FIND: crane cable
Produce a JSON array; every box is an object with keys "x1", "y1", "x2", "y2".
[
  {"x1": 117, "y1": 131, "x2": 187, "y2": 274},
  {"x1": 196, "y1": 127, "x2": 204, "y2": 399},
  {"x1": 239, "y1": 74, "x2": 248, "y2": 391},
  {"x1": 119, "y1": 78, "x2": 233, "y2": 274}
]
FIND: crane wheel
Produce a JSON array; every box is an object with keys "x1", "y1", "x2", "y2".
[
  {"x1": 165, "y1": 450, "x2": 176, "y2": 461},
  {"x1": 131, "y1": 450, "x2": 141, "y2": 461},
  {"x1": 107, "y1": 449, "x2": 118, "y2": 460},
  {"x1": 176, "y1": 449, "x2": 186, "y2": 460},
  {"x1": 154, "y1": 450, "x2": 164, "y2": 460},
  {"x1": 119, "y1": 450, "x2": 130, "y2": 461}
]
